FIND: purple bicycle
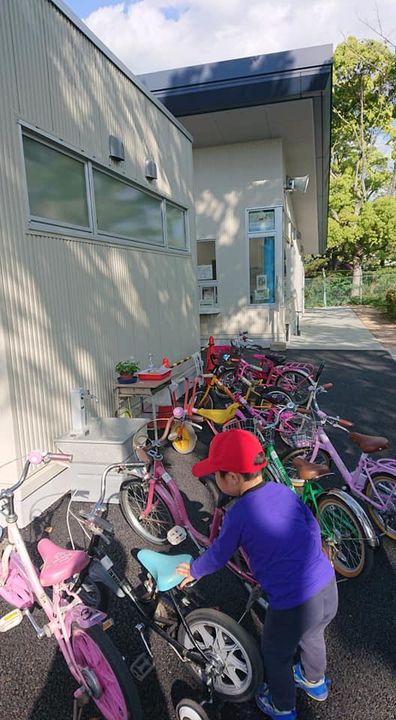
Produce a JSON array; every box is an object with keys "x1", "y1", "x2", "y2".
[{"x1": 281, "y1": 384, "x2": 396, "y2": 541}]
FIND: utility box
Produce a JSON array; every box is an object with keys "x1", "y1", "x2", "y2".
[{"x1": 56, "y1": 417, "x2": 148, "y2": 503}]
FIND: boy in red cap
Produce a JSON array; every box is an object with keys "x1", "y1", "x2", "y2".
[{"x1": 177, "y1": 429, "x2": 337, "y2": 720}]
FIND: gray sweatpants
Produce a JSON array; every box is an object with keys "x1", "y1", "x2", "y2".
[{"x1": 261, "y1": 579, "x2": 338, "y2": 711}]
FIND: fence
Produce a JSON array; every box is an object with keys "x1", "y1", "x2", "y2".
[{"x1": 304, "y1": 270, "x2": 396, "y2": 308}]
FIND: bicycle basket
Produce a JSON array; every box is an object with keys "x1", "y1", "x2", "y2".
[
  {"x1": 222, "y1": 417, "x2": 274, "y2": 446},
  {"x1": 283, "y1": 415, "x2": 316, "y2": 449}
]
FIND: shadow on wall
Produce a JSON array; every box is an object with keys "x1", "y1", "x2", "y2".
[{"x1": 0, "y1": 1, "x2": 200, "y2": 465}]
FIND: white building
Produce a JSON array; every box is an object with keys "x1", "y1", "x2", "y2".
[
  {"x1": 0, "y1": 0, "x2": 199, "y2": 507},
  {"x1": 141, "y1": 46, "x2": 332, "y2": 344}
]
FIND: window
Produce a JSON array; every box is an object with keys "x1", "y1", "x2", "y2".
[
  {"x1": 247, "y1": 208, "x2": 276, "y2": 305},
  {"x1": 23, "y1": 135, "x2": 89, "y2": 228},
  {"x1": 22, "y1": 131, "x2": 188, "y2": 253},
  {"x1": 166, "y1": 203, "x2": 187, "y2": 249},
  {"x1": 249, "y1": 236, "x2": 275, "y2": 304},
  {"x1": 248, "y1": 209, "x2": 275, "y2": 233},
  {"x1": 93, "y1": 169, "x2": 163, "y2": 245}
]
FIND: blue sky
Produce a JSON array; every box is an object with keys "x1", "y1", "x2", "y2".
[
  {"x1": 65, "y1": 0, "x2": 122, "y2": 17},
  {"x1": 63, "y1": 0, "x2": 396, "y2": 75}
]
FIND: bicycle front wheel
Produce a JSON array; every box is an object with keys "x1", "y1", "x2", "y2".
[
  {"x1": 317, "y1": 495, "x2": 374, "y2": 579},
  {"x1": 72, "y1": 624, "x2": 142, "y2": 720},
  {"x1": 177, "y1": 608, "x2": 262, "y2": 703},
  {"x1": 120, "y1": 478, "x2": 174, "y2": 545},
  {"x1": 365, "y1": 473, "x2": 396, "y2": 540}
]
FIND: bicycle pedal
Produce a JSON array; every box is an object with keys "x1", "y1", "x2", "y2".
[
  {"x1": 167, "y1": 525, "x2": 187, "y2": 545},
  {"x1": 0, "y1": 608, "x2": 23, "y2": 632},
  {"x1": 130, "y1": 652, "x2": 154, "y2": 681}
]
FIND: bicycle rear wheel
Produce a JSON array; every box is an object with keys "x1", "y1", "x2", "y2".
[
  {"x1": 120, "y1": 478, "x2": 174, "y2": 545},
  {"x1": 365, "y1": 473, "x2": 396, "y2": 540},
  {"x1": 317, "y1": 495, "x2": 374, "y2": 579},
  {"x1": 275, "y1": 370, "x2": 311, "y2": 405},
  {"x1": 72, "y1": 624, "x2": 142, "y2": 720}
]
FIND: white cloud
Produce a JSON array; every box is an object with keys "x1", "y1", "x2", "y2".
[{"x1": 83, "y1": 0, "x2": 396, "y2": 74}]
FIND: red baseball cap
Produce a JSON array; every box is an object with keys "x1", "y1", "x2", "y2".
[{"x1": 192, "y1": 429, "x2": 267, "y2": 477}]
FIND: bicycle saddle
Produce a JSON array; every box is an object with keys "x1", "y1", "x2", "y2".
[
  {"x1": 292, "y1": 457, "x2": 330, "y2": 480},
  {"x1": 37, "y1": 538, "x2": 90, "y2": 587},
  {"x1": 253, "y1": 353, "x2": 286, "y2": 365},
  {"x1": 137, "y1": 549, "x2": 193, "y2": 591},
  {"x1": 349, "y1": 432, "x2": 389, "y2": 453}
]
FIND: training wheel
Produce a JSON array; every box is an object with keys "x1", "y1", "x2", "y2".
[{"x1": 175, "y1": 698, "x2": 210, "y2": 720}]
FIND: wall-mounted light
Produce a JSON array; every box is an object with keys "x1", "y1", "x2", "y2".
[
  {"x1": 109, "y1": 135, "x2": 125, "y2": 162},
  {"x1": 285, "y1": 175, "x2": 309, "y2": 193},
  {"x1": 145, "y1": 158, "x2": 157, "y2": 181}
]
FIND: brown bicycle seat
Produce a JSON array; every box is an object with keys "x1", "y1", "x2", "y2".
[
  {"x1": 292, "y1": 457, "x2": 330, "y2": 480},
  {"x1": 349, "y1": 432, "x2": 389, "y2": 453}
]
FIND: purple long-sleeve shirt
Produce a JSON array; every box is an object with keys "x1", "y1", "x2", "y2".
[{"x1": 191, "y1": 480, "x2": 334, "y2": 610}]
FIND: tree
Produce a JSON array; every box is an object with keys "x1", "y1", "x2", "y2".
[{"x1": 328, "y1": 36, "x2": 396, "y2": 292}]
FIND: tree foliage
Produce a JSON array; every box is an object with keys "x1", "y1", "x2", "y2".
[{"x1": 326, "y1": 37, "x2": 396, "y2": 274}]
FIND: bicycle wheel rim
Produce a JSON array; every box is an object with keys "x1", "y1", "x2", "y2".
[
  {"x1": 365, "y1": 474, "x2": 396, "y2": 539},
  {"x1": 122, "y1": 480, "x2": 173, "y2": 542},
  {"x1": 318, "y1": 497, "x2": 366, "y2": 577},
  {"x1": 72, "y1": 629, "x2": 128, "y2": 720}
]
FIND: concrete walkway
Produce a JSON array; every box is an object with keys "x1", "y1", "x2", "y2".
[{"x1": 287, "y1": 307, "x2": 386, "y2": 350}]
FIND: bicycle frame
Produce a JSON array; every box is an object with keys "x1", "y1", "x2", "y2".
[
  {"x1": 264, "y1": 442, "x2": 378, "y2": 551},
  {"x1": 309, "y1": 426, "x2": 396, "y2": 515},
  {"x1": 0, "y1": 454, "x2": 107, "y2": 693},
  {"x1": 127, "y1": 452, "x2": 258, "y2": 589}
]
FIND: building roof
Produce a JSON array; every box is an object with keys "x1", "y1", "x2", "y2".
[{"x1": 140, "y1": 46, "x2": 333, "y2": 253}]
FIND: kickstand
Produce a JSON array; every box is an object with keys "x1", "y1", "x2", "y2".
[{"x1": 73, "y1": 688, "x2": 89, "y2": 720}]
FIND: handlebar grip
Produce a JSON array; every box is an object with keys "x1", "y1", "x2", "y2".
[
  {"x1": 322, "y1": 383, "x2": 333, "y2": 390},
  {"x1": 48, "y1": 452, "x2": 73, "y2": 463},
  {"x1": 338, "y1": 418, "x2": 354, "y2": 428},
  {"x1": 28, "y1": 451, "x2": 73, "y2": 465}
]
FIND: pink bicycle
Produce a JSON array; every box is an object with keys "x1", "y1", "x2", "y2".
[
  {"x1": 0, "y1": 450, "x2": 141, "y2": 720},
  {"x1": 281, "y1": 385, "x2": 396, "y2": 541},
  {"x1": 215, "y1": 354, "x2": 317, "y2": 405},
  {"x1": 118, "y1": 442, "x2": 269, "y2": 611}
]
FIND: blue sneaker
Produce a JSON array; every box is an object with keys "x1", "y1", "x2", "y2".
[
  {"x1": 255, "y1": 683, "x2": 297, "y2": 719},
  {"x1": 293, "y1": 662, "x2": 330, "y2": 701}
]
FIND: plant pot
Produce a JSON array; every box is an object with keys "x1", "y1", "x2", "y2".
[{"x1": 117, "y1": 374, "x2": 138, "y2": 385}]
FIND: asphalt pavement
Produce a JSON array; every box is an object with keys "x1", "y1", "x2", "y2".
[{"x1": 0, "y1": 349, "x2": 395, "y2": 720}]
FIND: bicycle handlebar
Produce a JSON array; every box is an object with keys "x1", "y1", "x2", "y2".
[{"x1": 0, "y1": 451, "x2": 73, "y2": 502}]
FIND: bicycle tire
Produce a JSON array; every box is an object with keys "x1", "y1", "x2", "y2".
[
  {"x1": 72, "y1": 624, "x2": 142, "y2": 720},
  {"x1": 194, "y1": 389, "x2": 214, "y2": 410},
  {"x1": 176, "y1": 698, "x2": 210, "y2": 720},
  {"x1": 317, "y1": 494, "x2": 374, "y2": 579},
  {"x1": 279, "y1": 447, "x2": 331, "y2": 482},
  {"x1": 177, "y1": 608, "x2": 263, "y2": 703},
  {"x1": 275, "y1": 370, "x2": 311, "y2": 405},
  {"x1": 365, "y1": 473, "x2": 396, "y2": 540},
  {"x1": 120, "y1": 477, "x2": 174, "y2": 545},
  {"x1": 78, "y1": 579, "x2": 110, "y2": 612}
]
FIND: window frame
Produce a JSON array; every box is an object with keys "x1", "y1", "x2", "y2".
[
  {"x1": 92, "y1": 166, "x2": 165, "y2": 248},
  {"x1": 20, "y1": 124, "x2": 189, "y2": 254},
  {"x1": 22, "y1": 132, "x2": 93, "y2": 233},
  {"x1": 245, "y1": 205, "x2": 282, "y2": 308}
]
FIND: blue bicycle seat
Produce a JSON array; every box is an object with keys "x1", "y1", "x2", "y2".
[{"x1": 137, "y1": 549, "x2": 193, "y2": 592}]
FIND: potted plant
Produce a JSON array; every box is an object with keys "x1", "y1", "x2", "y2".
[{"x1": 115, "y1": 358, "x2": 140, "y2": 384}]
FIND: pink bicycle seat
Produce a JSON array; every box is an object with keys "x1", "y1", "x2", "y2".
[{"x1": 37, "y1": 538, "x2": 90, "y2": 587}]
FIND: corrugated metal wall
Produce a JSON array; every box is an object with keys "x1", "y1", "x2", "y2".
[{"x1": 0, "y1": 0, "x2": 199, "y2": 477}]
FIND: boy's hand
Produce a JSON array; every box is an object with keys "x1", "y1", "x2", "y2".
[{"x1": 176, "y1": 561, "x2": 195, "y2": 588}]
